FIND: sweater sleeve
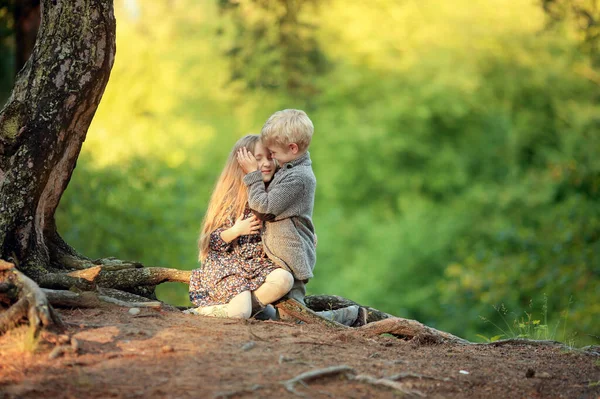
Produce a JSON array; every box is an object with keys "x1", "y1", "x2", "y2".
[{"x1": 243, "y1": 170, "x2": 304, "y2": 216}]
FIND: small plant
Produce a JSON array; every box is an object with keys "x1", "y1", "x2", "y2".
[
  {"x1": 475, "y1": 333, "x2": 504, "y2": 343},
  {"x1": 478, "y1": 295, "x2": 576, "y2": 346}
]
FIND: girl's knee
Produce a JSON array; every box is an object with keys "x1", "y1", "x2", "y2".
[{"x1": 272, "y1": 269, "x2": 294, "y2": 291}]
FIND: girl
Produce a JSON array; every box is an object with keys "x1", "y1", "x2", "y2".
[{"x1": 187, "y1": 135, "x2": 293, "y2": 318}]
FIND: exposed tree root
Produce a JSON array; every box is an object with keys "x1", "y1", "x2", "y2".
[
  {"x1": 353, "y1": 316, "x2": 470, "y2": 344},
  {"x1": 474, "y1": 338, "x2": 565, "y2": 347},
  {"x1": 275, "y1": 298, "x2": 348, "y2": 329},
  {"x1": 282, "y1": 365, "x2": 355, "y2": 396},
  {"x1": 35, "y1": 265, "x2": 190, "y2": 292},
  {"x1": 37, "y1": 271, "x2": 95, "y2": 291},
  {"x1": 388, "y1": 371, "x2": 451, "y2": 382},
  {"x1": 0, "y1": 260, "x2": 63, "y2": 335},
  {"x1": 42, "y1": 288, "x2": 162, "y2": 309},
  {"x1": 52, "y1": 252, "x2": 144, "y2": 272},
  {"x1": 66, "y1": 266, "x2": 102, "y2": 281},
  {"x1": 280, "y1": 365, "x2": 428, "y2": 397},
  {"x1": 95, "y1": 267, "x2": 191, "y2": 289},
  {"x1": 354, "y1": 374, "x2": 426, "y2": 397},
  {"x1": 275, "y1": 296, "x2": 472, "y2": 345}
]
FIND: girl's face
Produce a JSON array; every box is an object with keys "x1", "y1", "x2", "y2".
[{"x1": 253, "y1": 141, "x2": 276, "y2": 182}]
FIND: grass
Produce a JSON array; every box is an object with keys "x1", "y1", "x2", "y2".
[
  {"x1": 0, "y1": 323, "x2": 41, "y2": 364},
  {"x1": 477, "y1": 295, "x2": 577, "y2": 346}
]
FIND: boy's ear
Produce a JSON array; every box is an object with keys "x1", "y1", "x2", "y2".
[{"x1": 289, "y1": 143, "x2": 299, "y2": 154}]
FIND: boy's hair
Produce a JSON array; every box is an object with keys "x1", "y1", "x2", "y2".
[{"x1": 261, "y1": 109, "x2": 314, "y2": 152}]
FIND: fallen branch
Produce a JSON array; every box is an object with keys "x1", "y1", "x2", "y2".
[{"x1": 282, "y1": 365, "x2": 355, "y2": 396}]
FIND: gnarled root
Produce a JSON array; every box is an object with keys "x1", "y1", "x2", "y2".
[
  {"x1": 0, "y1": 260, "x2": 63, "y2": 335},
  {"x1": 95, "y1": 267, "x2": 191, "y2": 289},
  {"x1": 275, "y1": 298, "x2": 348, "y2": 329},
  {"x1": 354, "y1": 316, "x2": 470, "y2": 344},
  {"x1": 43, "y1": 287, "x2": 163, "y2": 309}
]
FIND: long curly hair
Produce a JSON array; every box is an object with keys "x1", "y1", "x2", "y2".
[{"x1": 197, "y1": 134, "x2": 260, "y2": 262}]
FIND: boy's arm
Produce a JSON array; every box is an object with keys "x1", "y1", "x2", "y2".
[{"x1": 243, "y1": 171, "x2": 305, "y2": 216}]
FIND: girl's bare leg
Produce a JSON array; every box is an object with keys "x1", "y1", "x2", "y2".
[
  {"x1": 226, "y1": 290, "x2": 252, "y2": 319},
  {"x1": 187, "y1": 290, "x2": 252, "y2": 319},
  {"x1": 253, "y1": 269, "x2": 294, "y2": 306}
]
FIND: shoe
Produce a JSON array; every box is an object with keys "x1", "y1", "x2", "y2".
[
  {"x1": 351, "y1": 307, "x2": 368, "y2": 327},
  {"x1": 319, "y1": 305, "x2": 358, "y2": 326},
  {"x1": 254, "y1": 304, "x2": 277, "y2": 321},
  {"x1": 184, "y1": 305, "x2": 228, "y2": 318}
]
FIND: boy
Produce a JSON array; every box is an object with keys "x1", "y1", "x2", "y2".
[
  {"x1": 237, "y1": 109, "x2": 316, "y2": 304},
  {"x1": 237, "y1": 109, "x2": 367, "y2": 326}
]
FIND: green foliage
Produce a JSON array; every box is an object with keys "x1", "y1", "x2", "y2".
[
  {"x1": 216, "y1": 0, "x2": 328, "y2": 96},
  {"x1": 478, "y1": 296, "x2": 576, "y2": 345},
  {"x1": 1, "y1": 0, "x2": 598, "y2": 345}
]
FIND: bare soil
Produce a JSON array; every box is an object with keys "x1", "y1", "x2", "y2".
[{"x1": 0, "y1": 307, "x2": 598, "y2": 398}]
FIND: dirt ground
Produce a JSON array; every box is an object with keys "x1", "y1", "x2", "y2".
[{"x1": 0, "y1": 306, "x2": 598, "y2": 399}]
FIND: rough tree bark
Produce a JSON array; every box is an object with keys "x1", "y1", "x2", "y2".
[{"x1": 0, "y1": 0, "x2": 116, "y2": 278}]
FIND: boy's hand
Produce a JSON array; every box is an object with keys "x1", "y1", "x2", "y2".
[
  {"x1": 237, "y1": 148, "x2": 258, "y2": 174},
  {"x1": 232, "y1": 214, "x2": 262, "y2": 236}
]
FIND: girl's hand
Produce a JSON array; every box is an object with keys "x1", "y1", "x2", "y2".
[
  {"x1": 232, "y1": 215, "x2": 262, "y2": 236},
  {"x1": 237, "y1": 147, "x2": 258, "y2": 174}
]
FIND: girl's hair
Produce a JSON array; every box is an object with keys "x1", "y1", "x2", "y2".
[{"x1": 198, "y1": 134, "x2": 261, "y2": 262}]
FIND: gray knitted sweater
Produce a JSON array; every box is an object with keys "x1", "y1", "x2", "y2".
[{"x1": 243, "y1": 152, "x2": 317, "y2": 280}]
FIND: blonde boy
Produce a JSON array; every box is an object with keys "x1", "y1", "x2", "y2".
[{"x1": 237, "y1": 109, "x2": 317, "y2": 304}]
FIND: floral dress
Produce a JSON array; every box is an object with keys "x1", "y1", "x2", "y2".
[{"x1": 188, "y1": 207, "x2": 280, "y2": 307}]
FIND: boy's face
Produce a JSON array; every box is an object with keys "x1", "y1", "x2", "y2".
[{"x1": 268, "y1": 143, "x2": 299, "y2": 165}]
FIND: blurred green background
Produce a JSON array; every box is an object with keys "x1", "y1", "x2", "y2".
[{"x1": 1, "y1": 0, "x2": 598, "y2": 345}]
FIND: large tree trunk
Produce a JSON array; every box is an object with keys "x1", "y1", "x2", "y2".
[
  {"x1": 0, "y1": 1, "x2": 192, "y2": 336},
  {"x1": 0, "y1": 0, "x2": 115, "y2": 273},
  {"x1": 0, "y1": 0, "x2": 117, "y2": 334}
]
